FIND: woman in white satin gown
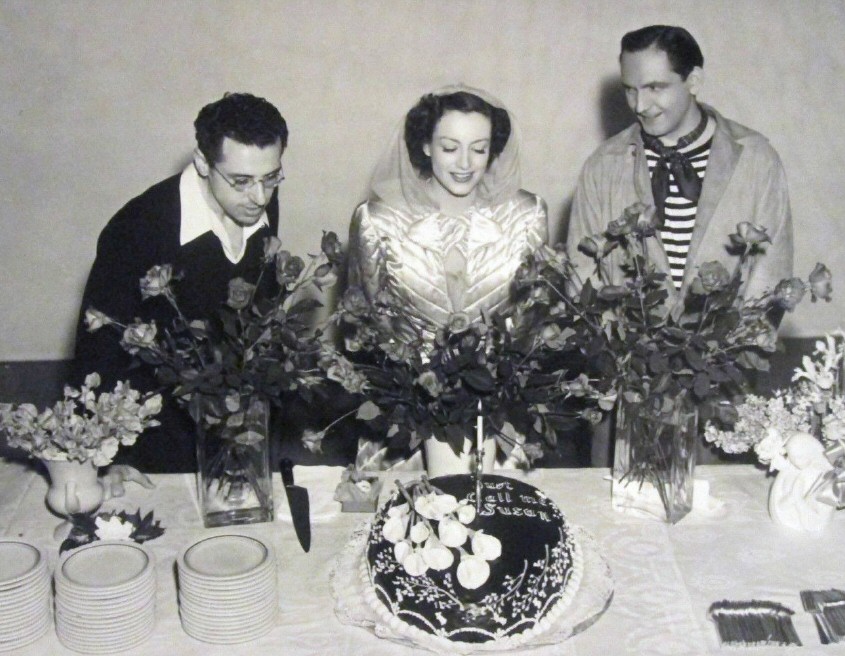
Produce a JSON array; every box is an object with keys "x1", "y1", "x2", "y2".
[{"x1": 348, "y1": 86, "x2": 549, "y2": 343}]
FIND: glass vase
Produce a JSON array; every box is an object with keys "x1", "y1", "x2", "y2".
[
  {"x1": 611, "y1": 394, "x2": 698, "y2": 523},
  {"x1": 196, "y1": 395, "x2": 274, "y2": 527}
]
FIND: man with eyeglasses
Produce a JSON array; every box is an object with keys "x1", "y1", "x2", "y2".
[{"x1": 73, "y1": 92, "x2": 288, "y2": 472}]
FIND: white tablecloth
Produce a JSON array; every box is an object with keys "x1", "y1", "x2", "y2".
[{"x1": 1, "y1": 462, "x2": 843, "y2": 656}]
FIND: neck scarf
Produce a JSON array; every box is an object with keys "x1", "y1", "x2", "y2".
[{"x1": 641, "y1": 110, "x2": 708, "y2": 221}]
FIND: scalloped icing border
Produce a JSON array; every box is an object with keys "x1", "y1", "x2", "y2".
[{"x1": 358, "y1": 521, "x2": 584, "y2": 653}]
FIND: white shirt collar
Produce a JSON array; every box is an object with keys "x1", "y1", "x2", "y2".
[{"x1": 179, "y1": 164, "x2": 269, "y2": 264}]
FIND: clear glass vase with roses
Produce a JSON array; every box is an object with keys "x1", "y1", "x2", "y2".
[
  {"x1": 85, "y1": 232, "x2": 345, "y2": 526},
  {"x1": 512, "y1": 203, "x2": 830, "y2": 522}
]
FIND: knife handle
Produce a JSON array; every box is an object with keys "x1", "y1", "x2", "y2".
[{"x1": 280, "y1": 457, "x2": 294, "y2": 486}]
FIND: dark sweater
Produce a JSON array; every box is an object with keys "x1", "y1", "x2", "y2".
[{"x1": 73, "y1": 174, "x2": 279, "y2": 472}]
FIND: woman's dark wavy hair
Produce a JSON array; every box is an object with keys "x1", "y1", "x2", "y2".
[
  {"x1": 404, "y1": 91, "x2": 511, "y2": 178},
  {"x1": 620, "y1": 25, "x2": 704, "y2": 80},
  {"x1": 194, "y1": 92, "x2": 288, "y2": 164}
]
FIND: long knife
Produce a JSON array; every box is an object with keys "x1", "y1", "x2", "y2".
[{"x1": 280, "y1": 458, "x2": 311, "y2": 552}]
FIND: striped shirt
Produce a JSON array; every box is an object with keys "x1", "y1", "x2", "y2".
[{"x1": 645, "y1": 119, "x2": 715, "y2": 289}]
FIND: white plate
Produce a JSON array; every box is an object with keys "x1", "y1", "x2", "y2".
[
  {"x1": 0, "y1": 609, "x2": 51, "y2": 649},
  {"x1": 181, "y1": 611, "x2": 277, "y2": 644},
  {"x1": 56, "y1": 598, "x2": 155, "y2": 627},
  {"x1": 0, "y1": 580, "x2": 50, "y2": 610},
  {"x1": 55, "y1": 574, "x2": 155, "y2": 604},
  {"x1": 0, "y1": 597, "x2": 50, "y2": 626},
  {"x1": 56, "y1": 611, "x2": 154, "y2": 641},
  {"x1": 179, "y1": 534, "x2": 271, "y2": 579},
  {"x1": 57, "y1": 541, "x2": 153, "y2": 591},
  {"x1": 179, "y1": 603, "x2": 276, "y2": 629},
  {"x1": 177, "y1": 568, "x2": 275, "y2": 595},
  {"x1": 57, "y1": 621, "x2": 154, "y2": 653},
  {"x1": 0, "y1": 541, "x2": 42, "y2": 586},
  {"x1": 178, "y1": 593, "x2": 276, "y2": 618}
]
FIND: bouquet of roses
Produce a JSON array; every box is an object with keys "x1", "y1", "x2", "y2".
[
  {"x1": 515, "y1": 203, "x2": 831, "y2": 427},
  {"x1": 84, "y1": 233, "x2": 343, "y2": 427},
  {"x1": 315, "y1": 282, "x2": 608, "y2": 467}
]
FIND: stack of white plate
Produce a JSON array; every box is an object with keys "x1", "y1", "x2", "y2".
[
  {"x1": 54, "y1": 540, "x2": 156, "y2": 653},
  {"x1": 0, "y1": 539, "x2": 51, "y2": 652},
  {"x1": 177, "y1": 534, "x2": 278, "y2": 644}
]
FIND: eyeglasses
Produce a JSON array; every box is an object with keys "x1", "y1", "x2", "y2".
[{"x1": 211, "y1": 165, "x2": 285, "y2": 193}]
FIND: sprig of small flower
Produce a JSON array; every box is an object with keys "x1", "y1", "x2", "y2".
[
  {"x1": 705, "y1": 331, "x2": 845, "y2": 465},
  {"x1": 381, "y1": 477, "x2": 502, "y2": 589},
  {"x1": 0, "y1": 373, "x2": 162, "y2": 466}
]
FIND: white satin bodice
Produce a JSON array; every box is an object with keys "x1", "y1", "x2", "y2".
[{"x1": 348, "y1": 189, "x2": 548, "y2": 341}]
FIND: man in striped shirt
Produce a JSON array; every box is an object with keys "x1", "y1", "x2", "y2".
[{"x1": 567, "y1": 25, "x2": 793, "y2": 464}]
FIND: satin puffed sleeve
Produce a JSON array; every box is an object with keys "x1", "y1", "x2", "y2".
[{"x1": 347, "y1": 201, "x2": 386, "y2": 303}]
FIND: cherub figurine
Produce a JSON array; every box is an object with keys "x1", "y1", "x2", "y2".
[{"x1": 768, "y1": 432, "x2": 835, "y2": 532}]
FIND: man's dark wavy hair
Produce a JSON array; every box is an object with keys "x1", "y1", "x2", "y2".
[
  {"x1": 620, "y1": 25, "x2": 704, "y2": 80},
  {"x1": 404, "y1": 91, "x2": 511, "y2": 178},
  {"x1": 194, "y1": 92, "x2": 288, "y2": 163}
]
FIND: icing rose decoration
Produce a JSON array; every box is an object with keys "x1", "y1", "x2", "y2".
[
  {"x1": 456, "y1": 554, "x2": 491, "y2": 589},
  {"x1": 382, "y1": 503, "x2": 409, "y2": 543},
  {"x1": 471, "y1": 529, "x2": 502, "y2": 560},
  {"x1": 402, "y1": 550, "x2": 428, "y2": 577},
  {"x1": 422, "y1": 536, "x2": 454, "y2": 571},
  {"x1": 94, "y1": 515, "x2": 134, "y2": 541},
  {"x1": 456, "y1": 500, "x2": 476, "y2": 524},
  {"x1": 394, "y1": 539, "x2": 413, "y2": 563},
  {"x1": 437, "y1": 516, "x2": 468, "y2": 548},
  {"x1": 414, "y1": 491, "x2": 458, "y2": 520},
  {"x1": 410, "y1": 521, "x2": 430, "y2": 544}
]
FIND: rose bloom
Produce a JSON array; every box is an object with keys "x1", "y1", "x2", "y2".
[
  {"x1": 321, "y1": 230, "x2": 343, "y2": 264},
  {"x1": 276, "y1": 252, "x2": 305, "y2": 286},
  {"x1": 447, "y1": 312, "x2": 472, "y2": 334},
  {"x1": 773, "y1": 278, "x2": 807, "y2": 311},
  {"x1": 415, "y1": 371, "x2": 443, "y2": 397},
  {"x1": 122, "y1": 321, "x2": 157, "y2": 353},
  {"x1": 226, "y1": 278, "x2": 256, "y2": 310},
  {"x1": 263, "y1": 236, "x2": 284, "y2": 261},
  {"x1": 633, "y1": 204, "x2": 659, "y2": 236},
  {"x1": 139, "y1": 264, "x2": 173, "y2": 299},
  {"x1": 300, "y1": 429, "x2": 325, "y2": 454},
  {"x1": 341, "y1": 286, "x2": 370, "y2": 318},
  {"x1": 84, "y1": 308, "x2": 111, "y2": 332},
  {"x1": 578, "y1": 236, "x2": 600, "y2": 258},
  {"x1": 691, "y1": 261, "x2": 731, "y2": 294},
  {"x1": 808, "y1": 263, "x2": 833, "y2": 302},
  {"x1": 730, "y1": 221, "x2": 771, "y2": 248}
]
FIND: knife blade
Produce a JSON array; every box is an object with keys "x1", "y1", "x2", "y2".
[{"x1": 280, "y1": 458, "x2": 311, "y2": 552}]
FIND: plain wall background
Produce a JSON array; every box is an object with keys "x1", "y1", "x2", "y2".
[{"x1": 1, "y1": 0, "x2": 843, "y2": 361}]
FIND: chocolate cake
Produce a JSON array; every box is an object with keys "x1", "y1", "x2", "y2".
[{"x1": 362, "y1": 474, "x2": 582, "y2": 648}]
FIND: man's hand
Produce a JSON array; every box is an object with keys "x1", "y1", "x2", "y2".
[{"x1": 100, "y1": 465, "x2": 155, "y2": 500}]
